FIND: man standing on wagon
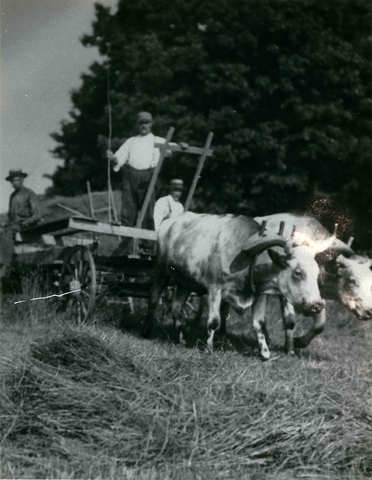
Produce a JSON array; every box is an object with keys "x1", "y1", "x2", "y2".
[
  {"x1": 0, "y1": 169, "x2": 41, "y2": 277},
  {"x1": 108, "y1": 111, "x2": 188, "y2": 230}
]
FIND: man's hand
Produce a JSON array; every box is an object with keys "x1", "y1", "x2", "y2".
[
  {"x1": 179, "y1": 142, "x2": 189, "y2": 150},
  {"x1": 107, "y1": 150, "x2": 118, "y2": 166}
]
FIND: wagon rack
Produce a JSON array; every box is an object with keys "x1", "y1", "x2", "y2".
[{"x1": 11, "y1": 129, "x2": 214, "y2": 323}]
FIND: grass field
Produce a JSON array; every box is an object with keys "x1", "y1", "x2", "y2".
[{"x1": 1, "y1": 279, "x2": 371, "y2": 480}]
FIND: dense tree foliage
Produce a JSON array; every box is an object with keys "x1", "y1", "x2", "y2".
[{"x1": 47, "y1": 0, "x2": 371, "y2": 246}]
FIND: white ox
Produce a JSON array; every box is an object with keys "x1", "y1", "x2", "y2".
[
  {"x1": 144, "y1": 212, "x2": 337, "y2": 359},
  {"x1": 254, "y1": 213, "x2": 372, "y2": 353}
]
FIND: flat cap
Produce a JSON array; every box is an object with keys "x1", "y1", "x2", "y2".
[
  {"x1": 169, "y1": 179, "x2": 184, "y2": 190},
  {"x1": 137, "y1": 111, "x2": 153, "y2": 122}
]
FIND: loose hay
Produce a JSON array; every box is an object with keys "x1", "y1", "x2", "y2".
[
  {"x1": 1, "y1": 328, "x2": 371, "y2": 479},
  {"x1": 30, "y1": 330, "x2": 137, "y2": 382}
]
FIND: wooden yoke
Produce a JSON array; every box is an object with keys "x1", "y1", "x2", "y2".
[
  {"x1": 184, "y1": 132, "x2": 214, "y2": 212},
  {"x1": 153, "y1": 132, "x2": 214, "y2": 214},
  {"x1": 136, "y1": 129, "x2": 214, "y2": 227},
  {"x1": 136, "y1": 127, "x2": 175, "y2": 229},
  {"x1": 132, "y1": 129, "x2": 213, "y2": 254}
]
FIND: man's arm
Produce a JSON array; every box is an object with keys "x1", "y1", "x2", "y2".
[
  {"x1": 153, "y1": 197, "x2": 170, "y2": 231},
  {"x1": 20, "y1": 190, "x2": 41, "y2": 227},
  {"x1": 155, "y1": 136, "x2": 189, "y2": 154},
  {"x1": 107, "y1": 138, "x2": 132, "y2": 172}
]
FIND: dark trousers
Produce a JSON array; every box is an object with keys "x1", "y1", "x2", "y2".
[
  {"x1": 0, "y1": 224, "x2": 21, "y2": 271},
  {"x1": 121, "y1": 165, "x2": 155, "y2": 230}
]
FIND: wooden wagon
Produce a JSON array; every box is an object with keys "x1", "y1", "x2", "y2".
[{"x1": 8, "y1": 129, "x2": 213, "y2": 324}]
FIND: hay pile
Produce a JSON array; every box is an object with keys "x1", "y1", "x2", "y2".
[
  {"x1": 1, "y1": 330, "x2": 187, "y2": 478},
  {"x1": 1, "y1": 328, "x2": 371, "y2": 479}
]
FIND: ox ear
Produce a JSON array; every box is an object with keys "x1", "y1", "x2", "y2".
[
  {"x1": 268, "y1": 249, "x2": 288, "y2": 268},
  {"x1": 230, "y1": 251, "x2": 251, "y2": 274},
  {"x1": 336, "y1": 254, "x2": 351, "y2": 269},
  {"x1": 336, "y1": 254, "x2": 350, "y2": 275}
]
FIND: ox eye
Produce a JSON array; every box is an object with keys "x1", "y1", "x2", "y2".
[
  {"x1": 293, "y1": 269, "x2": 304, "y2": 280},
  {"x1": 348, "y1": 278, "x2": 357, "y2": 286}
]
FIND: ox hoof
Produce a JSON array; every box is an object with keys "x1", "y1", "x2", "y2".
[
  {"x1": 206, "y1": 343, "x2": 214, "y2": 354},
  {"x1": 178, "y1": 331, "x2": 187, "y2": 346},
  {"x1": 259, "y1": 350, "x2": 270, "y2": 361},
  {"x1": 285, "y1": 344, "x2": 296, "y2": 356},
  {"x1": 293, "y1": 337, "x2": 308, "y2": 349}
]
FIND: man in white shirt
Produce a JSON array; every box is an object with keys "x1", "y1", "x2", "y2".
[
  {"x1": 153, "y1": 179, "x2": 185, "y2": 231},
  {"x1": 108, "y1": 111, "x2": 187, "y2": 229}
]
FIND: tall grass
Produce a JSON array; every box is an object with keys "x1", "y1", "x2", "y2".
[{"x1": 1, "y1": 275, "x2": 371, "y2": 479}]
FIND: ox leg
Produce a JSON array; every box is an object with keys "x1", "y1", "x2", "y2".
[
  {"x1": 219, "y1": 301, "x2": 229, "y2": 337},
  {"x1": 142, "y1": 268, "x2": 169, "y2": 338},
  {"x1": 206, "y1": 289, "x2": 222, "y2": 351},
  {"x1": 172, "y1": 285, "x2": 191, "y2": 345},
  {"x1": 280, "y1": 298, "x2": 296, "y2": 356},
  {"x1": 216, "y1": 300, "x2": 230, "y2": 350},
  {"x1": 293, "y1": 309, "x2": 327, "y2": 348},
  {"x1": 252, "y1": 295, "x2": 270, "y2": 360}
]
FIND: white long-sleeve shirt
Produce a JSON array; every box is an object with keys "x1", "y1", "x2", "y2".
[
  {"x1": 113, "y1": 133, "x2": 167, "y2": 171},
  {"x1": 153, "y1": 195, "x2": 184, "y2": 231}
]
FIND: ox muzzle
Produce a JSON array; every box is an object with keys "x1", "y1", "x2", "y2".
[{"x1": 301, "y1": 299, "x2": 325, "y2": 316}]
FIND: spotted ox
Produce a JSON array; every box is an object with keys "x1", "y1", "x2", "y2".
[
  {"x1": 254, "y1": 213, "x2": 372, "y2": 353},
  {"x1": 143, "y1": 212, "x2": 336, "y2": 359}
]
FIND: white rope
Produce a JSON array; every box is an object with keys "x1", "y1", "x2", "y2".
[
  {"x1": 14, "y1": 289, "x2": 81, "y2": 305},
  {"x1": 107, "y1": 63, "x2": 113, "y2": 223}
]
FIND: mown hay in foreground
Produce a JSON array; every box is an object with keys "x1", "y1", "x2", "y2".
[{"x1": 1, "y1": 327, "x2": 371, "y2": 480}]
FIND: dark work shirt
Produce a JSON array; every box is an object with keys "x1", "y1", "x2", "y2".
[{"x1": 8, "y1": 187, "x2": 41, "y2": 226}]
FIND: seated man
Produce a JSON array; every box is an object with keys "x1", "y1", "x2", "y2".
[
  {"x1": 0, "y1": 169, "x2": 41, "y2": 277},
  {"x1": 153, "y1": 179, "x2": 185, "y2": 231}
]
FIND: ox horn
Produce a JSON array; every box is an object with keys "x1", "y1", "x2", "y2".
[
  {"x1": 284, "y1": 225, "x2": 297, "y2": 256},
  {"x1": 313, "y1": 223, "x2": 338, "y2": 254},
  {"x1": 331, "y1": 239, "x2": 355, "y2": 257},
  {"x1": 243, "y1": 235, "x2": 287, "y2": 257},
  {"x1": 230, "y1": 235, "x2": 287, "y2": 274}
]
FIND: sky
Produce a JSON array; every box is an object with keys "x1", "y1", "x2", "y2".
[{"x1": 0, "y1": 0, "x2": 118, "y2": 214}]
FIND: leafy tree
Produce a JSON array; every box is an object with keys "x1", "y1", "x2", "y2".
[{"x1": 47, "y1": 0, "x2": 372, "y2": 247}]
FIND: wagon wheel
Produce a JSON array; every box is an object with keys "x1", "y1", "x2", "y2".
[
  {"x1": 59, "y1": 246, "x2": 97, "y2": 323},
  {"x1": 183, "y1": 294, "x2": 205, "y2": 326},
  {"x1": 159, "y1": 288, "x2": 204, "y2": 325}
]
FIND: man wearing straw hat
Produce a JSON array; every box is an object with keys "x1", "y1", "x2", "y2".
[
  {"x1": 0, "y1": 169, "x2": 41, "y2": 277},
  {"x1": 153, "y1": 179, "x2": 185, "y2": 231},
  {"x1": 108, "y1": 111, "x2": 188, "y2": 230}
]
